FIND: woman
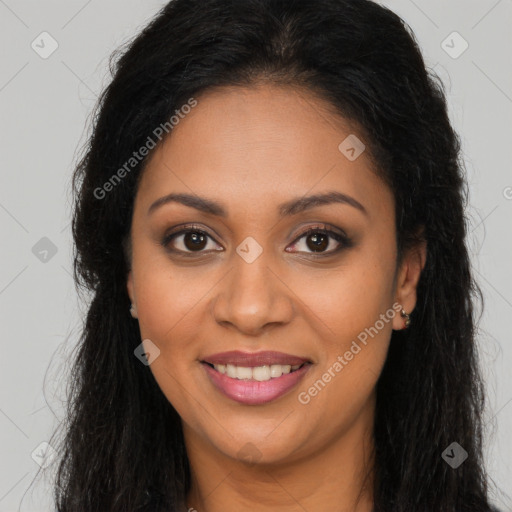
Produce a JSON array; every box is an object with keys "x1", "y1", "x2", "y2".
[{"x1": 53, "y1": 0, "x2": 502, "y2": 510}]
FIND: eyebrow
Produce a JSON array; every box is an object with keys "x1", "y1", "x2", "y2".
[{"x1": 147, "y1": 191, "x2": 368, "y2": 218}]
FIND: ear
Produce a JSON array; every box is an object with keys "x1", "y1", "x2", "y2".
[
  {"x1": 127, "y1": 270, "x2": 138, "y2": 318},
  {"x1": 392, "y1": 235, "x2": 427, "y2": 330}
]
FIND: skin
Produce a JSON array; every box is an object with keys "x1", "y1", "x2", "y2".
[{"x1": 126, "y1": 84, "x2": 426, "y2": 512}]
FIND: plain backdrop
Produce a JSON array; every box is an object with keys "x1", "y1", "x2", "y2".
[{"x1": 0, "y1": 1, "x2": 511, "y2": 510}]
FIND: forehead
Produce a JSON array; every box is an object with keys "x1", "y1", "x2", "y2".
[{"x1": 136, "y1": 84, "x2": 392, "y2": 222}]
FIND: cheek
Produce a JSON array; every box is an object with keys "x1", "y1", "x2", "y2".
[
  {"x1": 298, "y1": 313, "x2": 391, "y2": 429},
  {"x1": 294, "y1": 247, "x2": 395, "y2": 408},
  {"x1": 293, "y1": 249, "x2": 396, "y2": 339},
  {"x1": 132, "y1": 261, "x2": 211, "y2": 418},
  {"x1": 133, "y1": 250, "x2": 214, "y2": 347}
]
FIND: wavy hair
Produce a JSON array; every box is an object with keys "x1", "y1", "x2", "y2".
[{"x1": 53, "y1": 0, "x2": 496, "y2": 510}]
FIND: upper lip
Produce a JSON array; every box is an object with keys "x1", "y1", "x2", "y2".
[{"x1": 202, "y1": 350, "x2": 311, "y2": 367}]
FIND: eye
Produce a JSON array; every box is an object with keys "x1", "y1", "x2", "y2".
[
  {"x1": 161, "y1": 224, "x2": 222, "y2": 254},
  {"x1": 161, "y1": 223, "x2": 352, "y2": 257},
  {"x1": 286, "y1": 225, "x2": 351, "y2": 255}
]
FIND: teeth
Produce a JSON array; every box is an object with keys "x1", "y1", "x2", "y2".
[
  {"x1": 253, "y1": 365, "x2": 270, "y2": 381},
  {"x1": 270, "y1": 364, "x2": 284, "y2": 378},
  {"x1": 212, "y1": 363, "x2": 302, "y2": 381},
  {"x1": 226, "y1": 364, "x2": 237, "y2": 378},
  {"x1": 236, "y1": 366, "x2": 253, "y2": 379}
]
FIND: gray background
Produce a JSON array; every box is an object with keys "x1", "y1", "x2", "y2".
[{"x1": 0, "y1": 1, "x2": 510, "y2": 510}]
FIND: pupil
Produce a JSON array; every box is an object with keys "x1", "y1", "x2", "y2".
[
  {"x1": 185, "y1": 232, "x2": 207, "y2": 251},
  {"x1": 307, "y1": 233, "x2": 328, "y2": 252}
]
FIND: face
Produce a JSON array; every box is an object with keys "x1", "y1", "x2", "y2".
[{"x1": 127, "y1": 84, "x2": 425, "y2": 466}]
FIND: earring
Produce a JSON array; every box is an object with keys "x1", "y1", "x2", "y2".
[
  {"x1": 400, "y1": 309, "x2": 411, "y2": 328},
  {"x1": 130, "y1": 303, "x2": 137, "y2": 318}
]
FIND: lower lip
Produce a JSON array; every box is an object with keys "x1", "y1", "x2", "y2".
[{"x1": 202, "y1": 363, "x2": 311, "y2": 405}]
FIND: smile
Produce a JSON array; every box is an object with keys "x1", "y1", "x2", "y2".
[
  {"x1": 201, "y1": 351, "x2": 312, "y2": 405},
  {"x1": 208, "y1": 362, "x2": 304, "y2": 381}
]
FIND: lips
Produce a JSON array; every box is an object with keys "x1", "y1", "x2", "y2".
[
  {"x1": 202, "y1": 350, "x2": 310, "y2": 367},
  {"x1": 200, "y1": 350, "x2": 312, "y2": 405}
]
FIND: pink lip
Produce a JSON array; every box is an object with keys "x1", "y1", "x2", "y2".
[
  {"x1": 202, "y1": 361, "x2": 311, "y2": 405},
  {"x1": 202, "y1": 350, "x2": 310, "y2": 367}
]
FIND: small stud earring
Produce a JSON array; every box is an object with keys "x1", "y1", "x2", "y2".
[
  {"x1": 130, "y1": 303, "x2": 137, "y2": 318},
  {"x1": 400, "y1": 309, "x2": 411, "y2": 328}
]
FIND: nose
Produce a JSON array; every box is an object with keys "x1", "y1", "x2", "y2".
[{"x1": 211, "y1": 249, "x2": 295, "y2": 336}]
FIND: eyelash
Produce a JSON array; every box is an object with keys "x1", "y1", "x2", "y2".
[{"x1": 161, "y1": 223, "x2": 352, "y2": 258}]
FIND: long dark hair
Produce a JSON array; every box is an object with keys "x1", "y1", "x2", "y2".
[{"x1": 52, "y1": 0, "x2": 497, "y2": 510}]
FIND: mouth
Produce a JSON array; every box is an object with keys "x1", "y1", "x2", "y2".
[
  {"x1": 200, "y1": 351, "x2": 312, "y2": 405},
  {"x1": 202, "y1": 361, "x2": 308, "y2": 381}
]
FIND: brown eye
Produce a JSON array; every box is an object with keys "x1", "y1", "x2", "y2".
[
  {"x1": 182, "y1": 231, "x2": 208, "y2": 251},
  {"x1": 161, "y1": 226, "x2": 222, "y2": 254},
  {"x1": 287, "y1": 227, "x2": 351, "y2": 255},
  {"x1": 305, "y1": 232, "x2": 329, "y2": 252}
]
